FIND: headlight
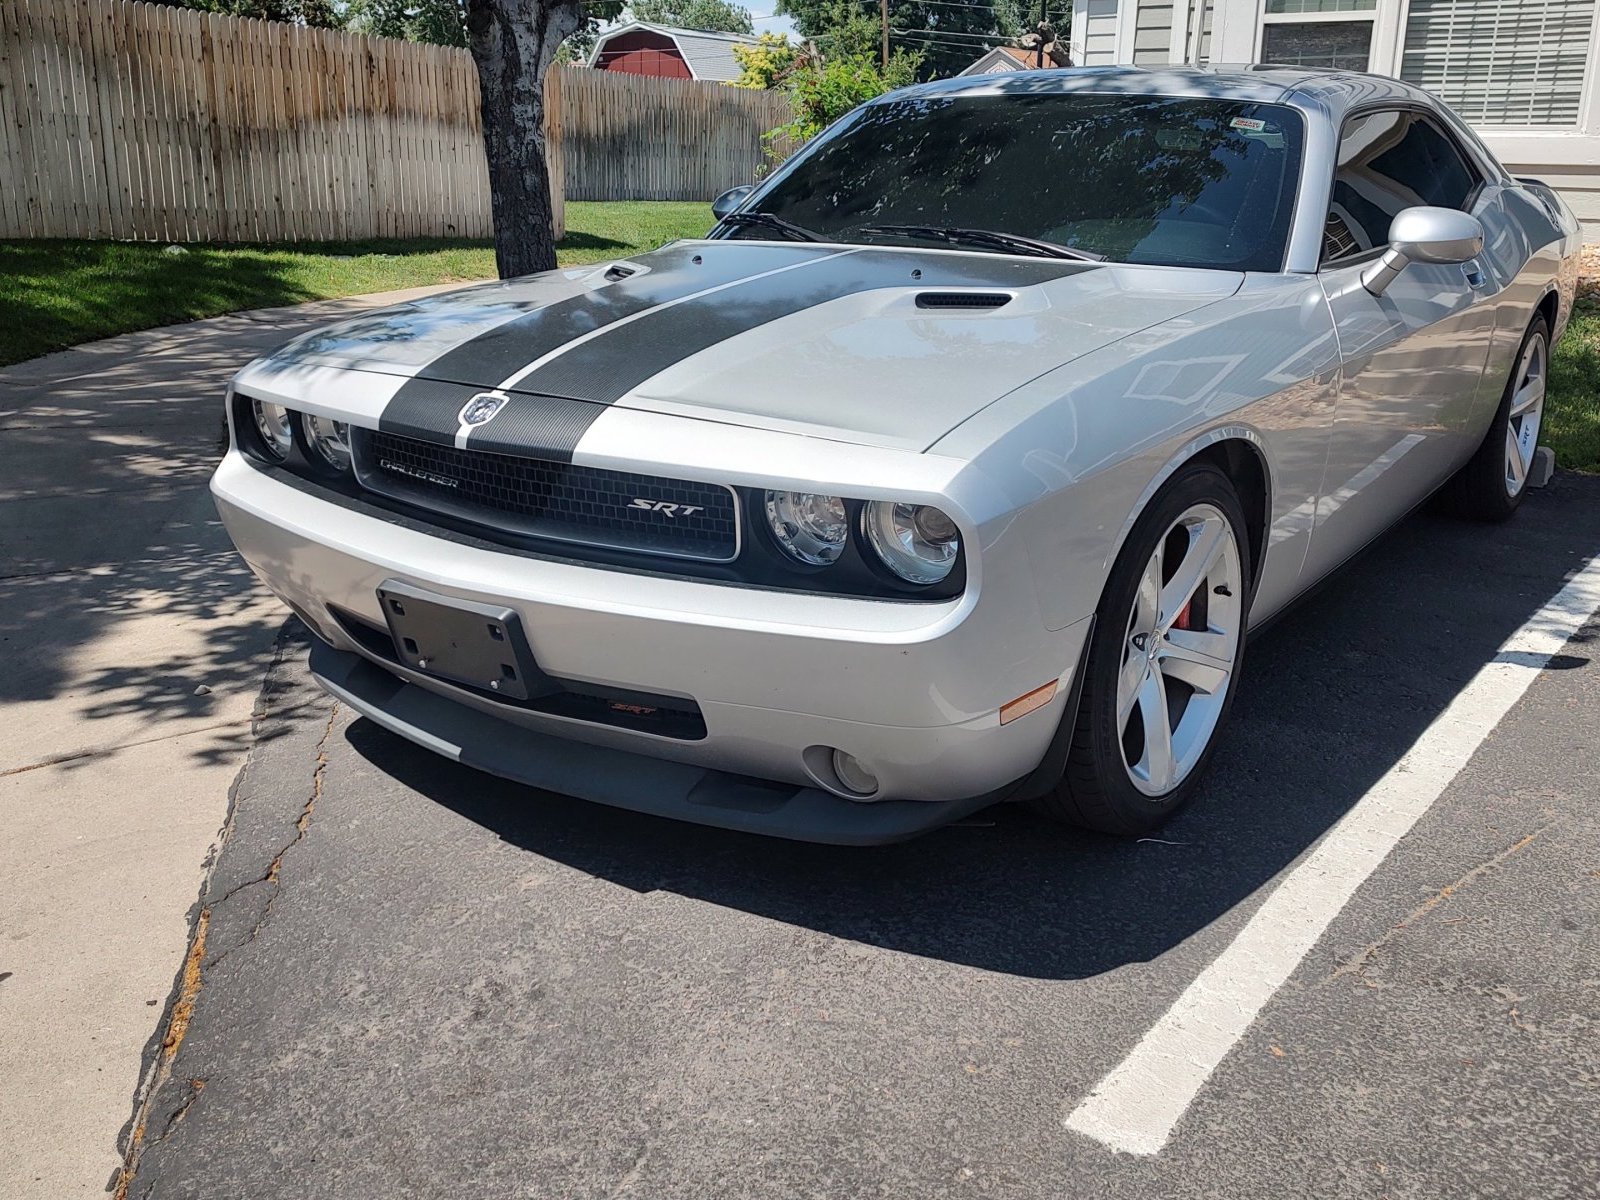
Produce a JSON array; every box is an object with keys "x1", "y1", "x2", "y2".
[
  {"x1": 249, "y1": 397, "x2": 294, "y2": 461},
  {"x1": 863, "y1": 501, "x2": 960, "y2": 584},
  {"x1": 301, "y1": 412, "x2": 352, "y2": 473},
  {"x1": 764, "y1": 491, "x2": 848, "y2": 565}
]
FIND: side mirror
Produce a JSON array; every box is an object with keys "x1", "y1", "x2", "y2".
[
  {"x1": 711, "y1": 184, "x2": 755, "y2": 221},
  {"x1": 1362, "y1": 206, "x2": 1485, "y2": 297}
]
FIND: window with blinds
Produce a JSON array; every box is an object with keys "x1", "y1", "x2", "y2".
[
  {"x1": 1265, "y1": 0, "x2": 1374, "y2": 12},
  {"x1": 1401, "y1": 0, "x2": 1597, "y2": 127}
]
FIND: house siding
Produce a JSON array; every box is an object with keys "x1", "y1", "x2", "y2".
[
  {"x1": 1082, "y1": 0, "x2": 1121, "y2": 64},
  {"x1": 1134, "y1": 0, "x2": 1175, "y2": 64}
]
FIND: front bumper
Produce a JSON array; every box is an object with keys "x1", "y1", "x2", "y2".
[
  {"x1": 212, "y1": 452, "x2": 1089, "y2": 841},
  {"x1": 312, "y1": 641, "x2": 1003, "y2": 844}
]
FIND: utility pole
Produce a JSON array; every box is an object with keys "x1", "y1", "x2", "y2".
[
  {"x1": 1036, "y1": 0, "x2": 1046, "y2": 67},
  {"x1": 880, "y1": 0, "x2": 889, "y2": 70}
]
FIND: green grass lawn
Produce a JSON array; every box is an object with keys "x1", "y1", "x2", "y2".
[
  {"x1": 0, "y1": 200, "x2": 712, "y2": 367},
  {"x1": 2, "y1": 212, "x2": 1596, "y2": 473},
  {"x1": 1548, "y1": 302, "x2": 1600, "y2": 473}
]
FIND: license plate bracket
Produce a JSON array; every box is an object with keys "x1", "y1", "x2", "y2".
[{"x1": 376, "y1": 580, "x2": 552, "y2": 702}]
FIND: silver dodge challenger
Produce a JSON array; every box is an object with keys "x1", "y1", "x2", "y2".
[{"x1": 212, "y1": 66, "x2": 1583, "y2": 843}]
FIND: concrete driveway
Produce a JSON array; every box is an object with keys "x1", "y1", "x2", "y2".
[
  {"x1": 0, "y1": 288, "x2": 457, "y2": 1199},
  {"x1": 4, "y1": 299, "x2": 1599, "y2": 1199}
]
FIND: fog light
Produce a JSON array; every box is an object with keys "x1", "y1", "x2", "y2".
[{"x1": 831, "y1": 749, "x2": 878, "y2": 797}]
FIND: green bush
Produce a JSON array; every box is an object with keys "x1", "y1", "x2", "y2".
[{"x1": 767, "y1": 50, "x2": 922, "y2": 154}]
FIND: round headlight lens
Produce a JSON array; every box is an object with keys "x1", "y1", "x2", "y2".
[
  {"x1": 764, "y1": 491, "x2": 848, "y2": 566},
  {"x1": 863, "y1": 501, "x2": 960, "y2": 585},
  {"x1": 249, "y1": 398, "x2": 293, "y2": 461},
  {"x1": 301, "y1": 412, "x2": 352, "y2": 473}
]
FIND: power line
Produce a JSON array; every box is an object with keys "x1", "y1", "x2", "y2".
[
  {"x1": 890, "y1": 27, "x2": 1020, "y2": 40},
  {"x1": 852, "y1": 0, "x2": 1068, "y2": 15},
  {"x1": 889, "y1": 33, "x2": 1023, "y2": 52},
  {"x1": 891, "y1": 35, "x2": 1020, "y2": 49},
  {"x1": 889, "y1": 25, "x2": 1023, "y2": 41}
]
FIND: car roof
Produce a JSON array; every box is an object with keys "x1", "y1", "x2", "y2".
[{"x1": 887, "y1": 63, "x2": 1439, "y2": 123}]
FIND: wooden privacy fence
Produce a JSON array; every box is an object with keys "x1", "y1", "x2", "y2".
[
  {"x1": 547, "y1": 66, "x2": 792, "y2": 203},
  {"x1": 0, "y1": 0, "x2": 495, "y2": 242},
  {"x1": 0, "y1": 0, "x2": 793, "y2": 243}
]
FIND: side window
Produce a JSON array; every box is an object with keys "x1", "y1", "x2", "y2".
[{"x1": 1322, "y1": 110, "x2": 1484, "y2": 265}]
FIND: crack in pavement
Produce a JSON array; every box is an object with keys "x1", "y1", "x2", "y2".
[
  {"x1": 112, "y1": 911, "x2": 209, "y2": 1200},
  {"x1": 205, "y1": 701, "x2": 338, "y2": 973},
  {"x1": 153, "y1": 1079, "x2": 208, "y2": 1147},
  {"x1": 112, "y1": 624, "x2": 335, "y2": 1199},
  {"x1": 1326, "y1": 826, "x2": 1548, "y2": 985}
]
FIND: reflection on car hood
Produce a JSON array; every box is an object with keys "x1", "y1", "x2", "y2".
[{"x1": 247, "y1": 240, "x2": 1243, "y2": 451}]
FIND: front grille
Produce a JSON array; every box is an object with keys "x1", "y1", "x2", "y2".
[{"x1": 353, "y1": 430, "x2": 739, "y2": 562}]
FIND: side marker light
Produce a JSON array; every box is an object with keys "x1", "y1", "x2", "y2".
[{"x1": 1000, "y1": 680, "x2": 1059, "y2": 725}]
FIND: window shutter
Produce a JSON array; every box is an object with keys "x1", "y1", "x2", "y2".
[{"x1": 1401, "y1": 0, "x2": 1596, "y2": 127}]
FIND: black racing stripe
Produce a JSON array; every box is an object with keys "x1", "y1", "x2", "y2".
[
  {"x1": 514, "y1": 249, "x2": 1094, "y2": 405},
  {"x1": 411, "y1": 242, "x2": 835, "y2": 389},
  {"x1": 376, "y1": 378, "x2": 605, "y2": 463},
  {"x1": 378, "y1": 377, "x2": 479, "y2": 445},
  {"x1": 463, "y1": 394, "x2": 607, "y2": 462},
  {"x1": 380, "y1": 246, "x2": 1092, "y2": 453}
]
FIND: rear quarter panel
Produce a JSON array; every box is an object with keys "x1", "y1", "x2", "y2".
[{"x1": 1484, "y1": 185, "x2": 1572, "y2": 392}]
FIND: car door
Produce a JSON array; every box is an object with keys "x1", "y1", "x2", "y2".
[{"x1": 1305, "y1": 108, "x2": 1499, "y2": 580}]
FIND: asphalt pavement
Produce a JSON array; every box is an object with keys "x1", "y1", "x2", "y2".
[{"x1": 118, "y1": 475, "x2": 1600, "y2": 1198}]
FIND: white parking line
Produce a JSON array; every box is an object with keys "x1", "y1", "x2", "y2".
[{"x1": 1065, "y1": 551, "x2": 1600, "y2": 1156}]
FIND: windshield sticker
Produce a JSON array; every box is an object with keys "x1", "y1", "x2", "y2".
[{"x1": 1230, "y1": 117, "x2": 1268, "y2": 132}]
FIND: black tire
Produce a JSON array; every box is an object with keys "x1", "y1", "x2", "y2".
[
  {"x1": 1442, "y1": 315, "x2": 1549, "y2": 522},
  {"x1": 1030, "y1": 461, "x2": 1254, "y2": 836}
]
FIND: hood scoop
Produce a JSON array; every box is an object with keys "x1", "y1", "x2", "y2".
[{"x1": 915, "y1": 291, "x2": 1012, "y2": 310}]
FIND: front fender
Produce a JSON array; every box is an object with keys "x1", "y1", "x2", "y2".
[{"x1": 934, "y1": 273, "x2": 1341, "y2": 631}]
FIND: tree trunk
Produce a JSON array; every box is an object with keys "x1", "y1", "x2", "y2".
[{"x1": 466, "y1": 0, "x2": 582, "y2": 279}]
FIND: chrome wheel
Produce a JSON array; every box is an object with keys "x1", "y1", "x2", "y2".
[
  {"x1": 1504, "y1": 332, "x2": 1546, "y2": 498},
  {"x1": 1117, "y1": 503, "x2": 1243, "y2": 797}
]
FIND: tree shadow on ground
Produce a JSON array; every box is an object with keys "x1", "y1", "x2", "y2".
[
  {"x1": 345, "y1": 477, "x2": 1600, "y2": 981},
  {"x1": 552, "y1": 232, "x2": 633, "y2": 253},
  {"x1": 0, "y1": 296, "x2": 376, "y2": 770}
]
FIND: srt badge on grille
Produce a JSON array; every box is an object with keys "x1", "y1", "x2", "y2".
[
  {"x1": 630, "y1": 499, "x2": 704, "y2": 518},
  {"x1": 459, "y1": 391, "x2": 509, "y2": 427}
]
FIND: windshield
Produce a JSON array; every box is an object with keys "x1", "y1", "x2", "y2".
[{"x1": 736, "y1": 93, "x2": 1306, "y2": 272}]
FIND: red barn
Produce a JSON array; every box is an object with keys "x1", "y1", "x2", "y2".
[{"x1": 589, "y1": 22, "x2": 761, "y2": 83}]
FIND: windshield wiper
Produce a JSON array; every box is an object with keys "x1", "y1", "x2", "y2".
[
  {"x1": 718, "y1": 211, "x2": 824, "y2": 242},
  {"x1": 853, "y1": 224, "x2": 1105, "y2": 262}
]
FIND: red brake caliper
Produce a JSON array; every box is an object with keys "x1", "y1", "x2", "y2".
[{"x1": 1171, "y1": 596, "x2": 1196, "y2": 631}]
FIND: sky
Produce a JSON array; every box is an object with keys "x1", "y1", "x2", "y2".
[
  {"x1": 750, "y1": 9, "x2": 799, "y2": 38},
  {"x1": 600, "y1": 7, "x2": 799, "y2": 39}
]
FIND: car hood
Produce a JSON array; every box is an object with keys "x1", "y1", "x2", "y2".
[{"x1": 247, "y1": 241, "x2": 1243, "y2": 452}]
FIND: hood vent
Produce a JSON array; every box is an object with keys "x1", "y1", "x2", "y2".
[
  {"x1": 603, "y1": 262, "x2": 640, "y2": 282},
  {"x1": 915, "y1": 291, "x2": 1012, "y2": 310}
]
